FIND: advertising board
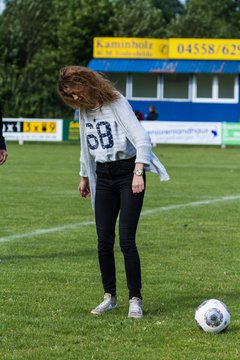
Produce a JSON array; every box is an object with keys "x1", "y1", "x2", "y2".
[
  {"x1": 141, "y1": 121, "x2": 222, "y2": 145},
  {"x1": 3, "y1": 118, "x2": 63, "y2": 142}
]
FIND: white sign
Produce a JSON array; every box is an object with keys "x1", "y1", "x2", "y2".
[
  {"x1": 3, "y1": 118, "x2": 63, "y2": 142},
  {"x1": 141, "y1": 121, "x2": 222, "y2": 145}
]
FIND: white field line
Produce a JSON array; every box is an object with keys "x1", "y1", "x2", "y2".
[
  {"x1": 0, "y1": 221, "x2": 95, "y2": 243},
  {"x1": 141, "y1": 194, "x2": 240, "y2": 216},
  {"x1": 171, "y1": 164, "x2": 240, "y2": 169},
  {"x1": 0, "y1": 195, "x2": 240, "y2": 244}
]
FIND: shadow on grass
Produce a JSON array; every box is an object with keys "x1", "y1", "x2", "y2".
[
  {"x1": 144, "y1": 291, "x2": 238, "y2": 319},
  {"x1": 0, "y1": 248, "x2": 96, "y2": 262}
]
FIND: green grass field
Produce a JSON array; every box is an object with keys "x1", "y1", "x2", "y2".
[{"x1": 0, "y1": 142, "x2": 240, "y2": 360}]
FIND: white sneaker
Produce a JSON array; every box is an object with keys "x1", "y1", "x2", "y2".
[
  {"x1": 128, "y1": 297, "x2": 143, "y2": 318},
  {"x1": 91, "y1": 293, "x2": 117, "y2": 315}
]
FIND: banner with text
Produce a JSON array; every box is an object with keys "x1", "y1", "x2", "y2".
[
  {"x1": 93, "y1": 37, "x2": 240, "y2": 60},
  {"x1": 93, "y1": 37, "x2": 168, "y2": 59},
  {"x1": 3, "y1": 118, "x2": 63, "y2": 141},
  {"x1": 4, "y1": 119, "x2": 240, "y2": 146},
  {"x1": 141, "y1": 121, "x2": 222, "y2": 145},
  {"x1": 62, "y1": 120, "x2": 80, "y2": 141},
  {"x1": 169, "y1": 38, "x2": 240, "y2": 60},
  {"x1": 222, "y1": 123, "x2": 240, "y2": 145}
]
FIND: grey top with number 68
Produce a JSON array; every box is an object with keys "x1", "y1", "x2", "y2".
[
  {"x1": 79, "y1": 94, "x2": 170, "y2": 209},
  {"x1": 85, "y1": 105, "x2": 136, "y2": 163}
]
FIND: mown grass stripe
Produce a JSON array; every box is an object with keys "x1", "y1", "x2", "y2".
[{"x1": 0, "y1": 194, "x2": 239, "y2": 244}]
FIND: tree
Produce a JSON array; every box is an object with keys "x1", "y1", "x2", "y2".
[
  {"x1": 112, "y1": 0, "x2": 167, "y2": 38},
  {"x1": 0, "y1": 0, "x2": 115, "y2": 117},
  {"x1": 0, "y1": 0, "x2": 56, "y2": 116},
  {"x1": 52, "y1": 0, "x2": 115, "y2": 67},
  {"x1": 153, "y1": 0, "x2": 184, "y2": 23},
  {"x1": 167, "y1": 0, "x2": 240, "y2": 38}
]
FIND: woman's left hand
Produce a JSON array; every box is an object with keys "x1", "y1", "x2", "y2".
[{"x1": 132, "y1": 175, "x2": 144, "y2": 193}]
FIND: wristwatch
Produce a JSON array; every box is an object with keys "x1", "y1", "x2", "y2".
[{"x1": 133, "y1": 169, "x2": 144, "y2": 176}]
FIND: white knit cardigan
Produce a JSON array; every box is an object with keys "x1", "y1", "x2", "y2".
[{"x1": 79, "y1": 94, "x2": 170, "y2": 209}]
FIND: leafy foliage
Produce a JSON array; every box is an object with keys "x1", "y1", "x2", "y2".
[
  {"x1": 168, "y1": 0, "x2": 240, "y2": 38},
  {"x1": 153, "y1": 0, "x2": 184, "y2": 23},
  {"x1": 0, "y1": 0, "x2": 115, "y2": 117},
  {"x1": 112, "y1": 0, "x2": 166, "y2": 38}
]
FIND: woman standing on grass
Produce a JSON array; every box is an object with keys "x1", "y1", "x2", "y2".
[{"x1": 57, "y1": 66, "x2": 169, "y2": 318}]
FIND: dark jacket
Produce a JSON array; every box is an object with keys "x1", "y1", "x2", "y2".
[
  {"x1": 0, "y1": 106, "x2": 6, "y2": 150},
  {"x1": 146, "y1": 110, "x2": 158, "y2": 121}
]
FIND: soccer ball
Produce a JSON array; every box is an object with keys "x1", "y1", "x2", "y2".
[{"x1": 195, "y1": 299, "x2": 230, "y2": 333}]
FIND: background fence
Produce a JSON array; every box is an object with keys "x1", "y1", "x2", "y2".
[{"x1": 3, "y1": 118, "x2": 240, "y2": 145}]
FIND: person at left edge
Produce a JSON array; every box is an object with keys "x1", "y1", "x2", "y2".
[{"x1": 0, "y1": 105, "x2": 7, "y2": 165}]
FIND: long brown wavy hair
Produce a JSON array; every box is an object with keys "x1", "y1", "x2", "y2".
[{"x1": 57, "y1": 66, "x2": 120, "y2": 110}]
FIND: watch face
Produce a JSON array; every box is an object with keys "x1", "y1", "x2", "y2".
[{"x1": 135, "y1": 169, "x2": 143, "y2": 176}]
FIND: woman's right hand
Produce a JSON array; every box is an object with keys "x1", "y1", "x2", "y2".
[{"x1": 78, "y1": 177, "x2": 91, "y2": 198}]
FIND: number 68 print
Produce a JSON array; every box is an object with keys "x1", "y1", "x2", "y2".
[{"x1": 86, "y1": 121, "x2": 114, "y2": 150}]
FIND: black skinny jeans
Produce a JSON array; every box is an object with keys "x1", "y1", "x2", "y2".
[{"x1": 95, "y1": 157, "x2": 145, "y2": 300}]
